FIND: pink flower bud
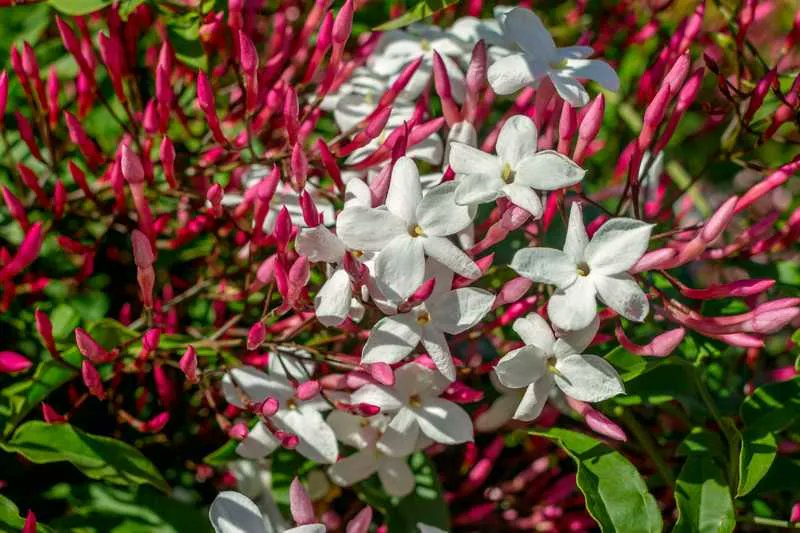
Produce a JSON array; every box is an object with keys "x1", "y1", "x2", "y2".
[
  {"x1": 296, "y1": 380, "x2": 321, "y2": 400},
  {"x1": 53, "y1": 180, "x2": 66, "y2": 220},
  {"x1": 494, "y1": 277, "x2": 533, "y2": 307},
  {"x1": 573, "y1": 94, "x2": 604, "y2": 163},
  {"x1": 17, "y1": 164, "x2": 49, "y2": 208},
  {"x1": 131, "y1": 229, "x2": 154, "y2": 268},
  {"x1": 35, "y1": 309, "x2": 57, "y2": 355},
  {"x1": 41, "y1": 402, "x2": 66, "y2": 423},
  {"x1": 790, "y1": 502, "x2": 800, "y2": 523},
  {"x1": 260, "y1": 397, "x2": 279, "y2": 417},
  {"x1": 299, "y1": 190, "x2": 321, "y2": 226},
  {"x1": 228, "y1": 422, "x2": 249, "y2": 440},
  {"x1": 280, "y1": 432, "x2": 299, "y2": 449},
  {"x1": 180, "y1": 345, "x2": 199, "y2": 383},
  {"x1": 615, "y1": 326, "x2": 685, "y2": 357},
  {"x1": 0, "y1": 70, "x2": 7, "y2": 121},
  {"x1": 238, "y1": 31, "x2": 259, "y2": 73},
  {"x1": 290, "y1": 477, "x2": 316, "y2": 525},
  {"x1": 346, "y1": 506, "x2": 373, "y2": 533},
  {"x1": 284, "y1": 87, "x2": 299, "y2": 145},
  {"x1": 356, "y1": 402, "x2": 381, "y2": 417},
  {"x1": 702, "y1": 196, "x2": 738, "y2": 241},
  {"x1": 681, "y1": 279, "x2": 774, "y2": 300},
  {"x1": 159, "y1": 136, "x2": 176, "y2": 188},
  {"x1": 317, "y1": 139, "x2": 343, "y2": 192},
  {"x1": 207, "y1": 183, "x2": 223, "y2": 217},
  {"x1": 273, "y1": 206, "x2": 293, "y2": 249},
  {"x1": 145, "y1": 412, "x2": 170, "y2": 433},
  {"x1": 142, "y1": 328, "x2": 161, "y2": 352},
  {"x1": 2, "y1": 186, "x2": 29, "y2": 230},
  {"x1": 736, "y1": 159, "x2": 800, "y2": 214},
  {"x1": 121, "y1": 144, "x2": 145, "y2": 184},
  {"x1": 247, "y1": 322, "x2": 267, "y2": 350},
  {"x1": 0, "y1": 351, "x2": 32, "y2": 374},
  {"x1": 22, "y1": 511, "x2": 36, "y2": 533},
  {"x1": 81, "y1": 360, "x2": 105, "y2": 400},
  {"x1": 332, "y1": 0, "x2": 353, "y2": 46},
  {"x1": 75, "y1": 328, "x2": 114, "y2": 364},
  {"x1": 0, "y1": 222, "x2": 45, "y2": 282},
  {"x1": 15, "y1": 112, "x2": 42, "y2": 161},
  {"x1": 368, "y1": 362, "x2": 394, "y2": 386},
  {"x1": 291, "y1": 143, "x2": 308, "y2": 189},
  {"x1": 744, "y1": 68, "x2": 777, "y2": 123},
  {"x1": 663, "y1": 53, "x2": 690, "y2": 95},
  {"x1": 196, "y1": 70, "x2": 215, "y2": 112}
]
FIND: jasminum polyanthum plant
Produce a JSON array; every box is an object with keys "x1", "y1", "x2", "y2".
[{"x1": 1, "y1": 0, "x2": 800, "y2": 532}]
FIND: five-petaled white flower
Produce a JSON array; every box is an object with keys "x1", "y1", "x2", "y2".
[
  {"x1": 494, "y1": 313, "x2": 623, "y2": 420},
  {"x1": 511, "y1": 202, "x2": 652, "y2": 331},
  {"x1": 222, "y1": 366, "x2": 338, "y2": 464},
  {"x1": 210, "y1": 490, "x2": 325, "y2": 533},
  {"x1": 296, "y1": 180, "x2": 374, "y2": 327},
  {"x1": 448, "y1": 114, "x2": 585, "y2": 218},
  {"x1": 326, "y1": 411, "x2": 417, "y2": 497},
  {"x1": 320, "y1": 67, "x2": 391, "y2": 132},
  {"x1": 336, "y1": 157, "x2": 479, "y2": 302},
  {"x1": 487, "y1": 7, "x2": 620, "y2": 106},
  {"x1": 352, "y1": 362, "x2": 474, "y2": 446},
  {"x1": 362, "y1": 261, "x2": 494, "y2": 381}
]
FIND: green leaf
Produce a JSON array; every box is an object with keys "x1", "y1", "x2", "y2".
[
  {"x1": 740, "y1": 377, "x2": 800, "y2": 434},
  {"x1": 673, "y1": 455, "x2": 735, "y2": 533},
  {"x1": 1, "y1": 421, "x2": 168, "y2": 492},
  {"x1": 737, "y1": 430, "x2": 777, "y2": 497},
  {"x1": 0, "y1": 494, "x2": 25, "y2": 530},
  {"x1": 533, "y1": 428, "x2": 662, "y2": 533},
  {"x1": 165, "y1": 12, "x2": 207, "y2": 70},
  {"x1": 119, "y1": 0, "x2": 148, "y2": 18},
  {"x1": 356, "y1": 452, "x2": 450, "y2": 532},
  {"x1": 606, "y1": 346, "x2": 664, "y2": 381},
  {"x1": 48, "y1": 0, "x2": 113, "y2": 15},
  {"x1": 87, "y1": 318, "x2": 139, "y2": 350},
  {"x1": 202, "y1": 439, "x2": 239, "y2": 467},
  {"x1": 374, "y1": 0, "x2": 458, "y2": 31},
  {"x1": 677, "y1": 428, "x2": 725, "y2": 457}
]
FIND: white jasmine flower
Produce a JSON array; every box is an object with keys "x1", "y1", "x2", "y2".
[
  {"x1": 326, "y1": 411, "x2": 416, "y2": 497},
  {"x1": 368, "y1": 25, "x2": 468, "y2": 102},
  {"x1": 487, "y1": 7, "x2": 620, "y2": 106},
  {"x1": 320, "y1": 67, "x2": 391, "y2": 131},
  {"x1": 448, "y1": 115, "x2": 585, "y2": 217},
  {"x1": 296, "y1": 180, "x2": 374, "y2": 326},
  {"x1": 473, "y1": 373, "x2": 525, "y2": 432},
  {"x1": 210, "y1": 491, "x2": 325, "y2": 533},
  {"x1": 449, "y1": 14, "x2": 514, "y2": 62},
  {"x1": 222, "y1": 366, "x2": 338, "y2": 464},
  {"x1": 336, "y1": 157, "x2": 479, "y2": 302},
  {"x1": 352, "y1": 362, "x2": 474, "y2": 446},
  {"x1": 493, "y1": 313, "x2": 623, "y2": 420},
  {"x1": 362, "y1": 262, "x2": 493, "y2": 381},
  {"x1": 511, "y1": 202, "x2": 652, "y2": 330}
]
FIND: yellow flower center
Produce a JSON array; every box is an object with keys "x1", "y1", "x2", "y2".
[
  {"x1": 501, "y1": 162, "x2": 515, "y2": 183},
  {"x1": 576, "y1": 262, "x2": 590, "y2": 277},
  {"x1": 550, "y1": 58, "x2": 569, "y2": 70},
  {"x1": 420, "y1": 39, "x2": 431, "y2": 52},
  {"x1": 416, "y1": 311, "x2": 431, "y2": 326},
  {"x1": 409, "y1": 394, "x2": 423, "y2": 408},
  {"x1": 410, "y1": 224, "x2": 425, "y2": 237}
]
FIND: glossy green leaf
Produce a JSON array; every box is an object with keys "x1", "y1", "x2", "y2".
[
  {"x1": 165, "y1": 12, "x2": 207, "y2": 70},
  {"x1": 534, "y1": 428, "x2": 662, "y2": 533},
  {"x1": 673, "y1": 455, "x2": 735, "y2": 533},
  {"x1": 606, "y1": 346, "x2": 664, "y2": 381},
  {"x1": 357, "y1": 452, "x2": 450, "y2": 532},
  {"x1": 48, "y1": 0, "x2": 113, "y2": 15},
  {"x1": 677, "y1": 428, "x2": 725, "y2": 457},
  {"x1": 1, "y1": 421, "x2": 168, "y2": 492},
  {"x1": 740, "y1": 377, "x2": 800, "y2": 434},
  {"x1": 737, "y1": 430, "x2": 777, "y2": 497},
  {"x1": 374, "y1": 0, "x2": 458, "y2": 31}
]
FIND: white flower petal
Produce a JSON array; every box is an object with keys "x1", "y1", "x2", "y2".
[
  {"x1": 274, "y1": 407, "x2": 339, "y2": 464},
  {"x1": 362, "y1": 313, "x2": 421, "y2": 365},
  {"x1": 553, "y1": 315, "x2": 600, "y2": 358},
  {"x1": 326, "y1": 410, "x2": 371, "y2": 449},
  {"x1": 314, "y1": 268, "x2": 352, "y2": 327},
  {"x1": 448, "y1": 142, "x2": 502, "y2": 180},
  {"x1": 496, "y1": 114, "x2": 538, "y2": 168},
  {"x1": 414, "y1": 397, "x2": 474, "y2": 444},
  {"x1": 513, "y1": 376, "x2": 553, "y2": 421},
  {"x1": 295, "y1": 226, "x2": 346, "y2": 263},
  {"x1": 378, "y1": 407, "x2": 420, "y2": 457},
  {"x1": 428, "y1": 287, "x2": 494, "y2": 334},
  {"x1": 453, "y1": 172, "x2": 504, "y2": 206},
  {"x1": 557, "y1": 46, "x2": 595, "y2": 59},
  {"x1": 593, "y1": 273, "x2": 650, "y2": 322},
  {"x1": 408, "y1": 132, "x2": 444, "y2": 165},
  {"x1": 510, "y1": 247, "x2": 576, "y2": 287},
  {"x1": 344, "y1": 178, "x2": 372, "y2": 208},
  {"x1": 386, "y1": 157, "x2": 423, "y2": 224},
  {"x1": 554, "y1": 354, "x2": 624, "y2": 402},
  {"x1": 512, "y1": 313, "x2": 555, "y2": 350},
  {"x1": 395, "y1": 362, "x2": 450, "y2": 399},
  {"x1": 222, "y1": 367, "x2": 293, "y2": 407},
  {"x1": 549, "y1": 71, "x2": 590, "y2": 107},
  {"x1": 547, "y1": 276, "x2": 597, "y2": 331},
  {"x1": 375, "y1": 235, "x2": 426, "y2": 301},
  {"x1": 422, "y1": 237, "x2": 480, "y2": 280},
  {"x1": 585, "y1": 218, "x2": 653, "y2": 275},
  {"x1": 417, "y1": 181, "x2": 474, "y2": 236},
  {"x1": 514, "y1": 150, "x2": 585, "y2": 191},
  {"x1": 502, "y1": 183, "x2": 543, "y2": 218},
  {"x1": 474, "y1": 392, "x2": 521, "y2": 431},
  {"x1": 563, "y1": 58, "x2": 620, "y2": 91},
  {"x1": 351, "y1": 383, "x2": 405, "y2": 412},
  {"x1": 336, "y1": 207, "x2": 406, "y2": 251},
  {"x1": 210, "y1": 491, "x2": 267, "y2": 533},
  {"x1": 328, "y1": 449, "x2": 378, "y2": 487},
  {"x1": 420, "y1": 326, "x2": 455, "y2": 382},
  {"x1": 285, "y1": 525, "x2": 326, "y2": 533},
  {"x1": 502, "y1": 8, "x2": 556, "y2": 57},
  {"x1": 378, "y1": 456, "x2": 416, "y2": 497},
  {"x1": 487, "y1": 53, "x2": 536, "y2": 95},
  {"x1": 563, "y1": 202, "x2": 589, "y2": 263},
  {"x1": 236, "y1": 423, "x2": 280, "y2": 459},
  {"x1": 494, "y1": 346, "x2": 548, "y2": 389}
]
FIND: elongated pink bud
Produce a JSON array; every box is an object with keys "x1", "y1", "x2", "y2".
[
  {"x1": 2, "y1": 186, "x2": 29, "y2": 230},
  {"x1": 346, "y1": 506, "x2": 372, "y2": 533},
  {"x1": 747, "y1": 308, "x2": 800, "y2": 335},
  {"x1": 160, "y1": 136, "x2": 176, "y2": 188},
  {"x1": 35, "y1": 309, "x2": 57, "y2": 357},
  {"x1": 0, "y1": 351, "x2": 32, "y2": 373},
  {"x1": 131, "y1": 229, "x2": 154, "y2": 267},
  {"x1": 663, "y1": 53, "x2": 690, "y2": 96},
  {"x1": 681, "y1": 279, "x2": 774, "y2": 300},
  {"x1": 0, "y1": 70, "x2": 7, "y2": 122},
  {"x1": 317, "y1": 139, "x2": 343, "y2": 192},
  {"x1": 68, "y1": 161, "x2": 95, "y2": 200},
  {"x1": 228, "y1": 423, "x2": 249, "y2": 440},
  {"x1": 736, "y1": 160, "x2": 800, "y2": 214},
  {"x1": 56, "y1": 17, "x2": 94, "y2": 84},
  {"x1": 41, "y1": 402, "x2": 66, "y2": 423},
  {"x1": 367, "y1": 362, "x2": 394, "y2": 386},
  {"x1": 639, "y1": 87, "x2": 670, "y2": 149},
  {"x1": 290, "y1": 477, "x2": 316, "y2": 525},
  {"x1": 81, "y1": 360, "x2": 105, "y2": 399},
  {"x1": 291, "y1": 143, "x2": 308, "y2": 189},
  {"x1": 630, "y1": 248, "x2": 676, "y2": 273},
  {"x1": 299, "y1": 190, "x2": 321, "y2": 227},
  {"x1": 296, "y1": 380, "x2": 321, "y2": 400},
  {"x1": 22, "y1": 511, "x2": 36, "y2": 533},
  {"x1": 46, "y1": 65, "x2": 59, "y2": 128},
  {"x1": 145, "y1": 412, "x2": 169, "y2": 433},
  {"x1": 247, "y1": 322, "x2": 267, "y2": 350},
  {"x1": 273, "y1": 206, "x2": 293, "y2": 250},
  {"x1": 584, "y1": 406, "x2": 627, "y2": 442},
  {"x1": 15, "y1": 112, "x2": 43, "y2": 161},
  {"x1": 121, "y1": 144, "x2": 145, "y2": 184},
  {"x1": 616, "y1": 326, "x2": 685, "y2": 357},
  {"x1": 405, "y1": 277, "x2": 436, "y2": 309},
  {"x1": 573, "y1": 94, "x2": 604, "y2": 163},
  {"x1": 332, "y1": 0, "x2": 353, "y2": 46},
  {"x1": 743, "y1": 68, "x2": 777, "y2": 123},
  {"x1": 701, "y1": 195, "x2": 738, "y2": 242},
  {"x1": 284, "y1": 87, "x2": 299, "y2": 145},
  {"x1": 75, "y1": 328, "x2": 115, "y2": 364},
  {"x1": 142, "y1": 328, "x2": 161, "y2": 353},
  {"x1": 238, "y1": 31, "x2": 258, "y2": 73},
  {"x1": 53, "y1": 179, "x2": 66, "y2": 220},
  {"x1": 0, "y1": 222, "x2": 44, "y2": 282},
  {"x1": 180, "y1": 345, "x2": 199, "y2": 383}
]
